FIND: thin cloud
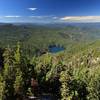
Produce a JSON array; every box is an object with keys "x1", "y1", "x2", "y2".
[
  {"x1": 4, "y1": 16, "x2": 21, "y2": 18},
  {"x1": 29, "y1": 16, "x2": 53, "y2": 19},
  {"x1": 28, "y1": 8, "x2": 37, "y2": 11},
  {"x1": 60, "y1": 16, "x2": 100, "y2": 22},
  {"x1": 29, "y1": 16, "x2": 58, "y2": 19},
  {"x1": 52, "y1": 17, "x2": 58, "y2": 19},
  {"x1": 29, "y1": 16, "x2": 44, "y2": 18},
  {"x1": 0, "y1": 16, "x2": 3, "y2": 18}
]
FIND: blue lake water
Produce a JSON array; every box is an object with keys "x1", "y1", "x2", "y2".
[{"x1": 49, "y1": 46, "x2": 64, "y2": 53}]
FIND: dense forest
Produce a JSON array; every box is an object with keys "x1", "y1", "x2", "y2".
[{"x1": 0, "y1": 23, "x2": 100, "y2": 99}]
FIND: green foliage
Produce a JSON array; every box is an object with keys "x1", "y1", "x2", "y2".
[
  {"x1": 3, "y1": 46, "x2": 14, "y2": 78},
  {"x1": 0, "y1": 75, "x2": 5, "y2": 100},
  {"x1": 60, "y1": 71, "x2": 72, "y2": 100},
  {"x1": 14, "y1": 68, "x2": 23, "y2": 95},
  {"x1": 1, "y1": 41, "x2": 100, "y2": 100},
  {"x1": 2, "y1": 46, "x2": 15, "y2": 99},
  {"x1": 14, "y1": 42, "x2": 21, "y2": 63},
  {"x1": 26, "y1": 87, "x2": 34, "y2": 96},
  {"x1": 34, "y1": 53, "x2": 52, "y2": 82},
  {"x1": 1, "y1": 24, "x2": 100, "y2": 99}
]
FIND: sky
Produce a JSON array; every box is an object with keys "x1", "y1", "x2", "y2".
[{"x1": 0, "y1": 0, "x2": 100, "y2": 23}]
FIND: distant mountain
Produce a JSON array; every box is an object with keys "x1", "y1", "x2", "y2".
[{"x1": 0, "y1": 23, "x2": 100, "y2": 53}]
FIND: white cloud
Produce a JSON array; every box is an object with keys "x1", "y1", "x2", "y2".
[
  {"x1": 28, "y1": 8, "x2": 37, "y2": 11},
  {"x1": 60, "y1": 16, "x2": 100, "y2": 22},
  {"x1": 29, "y1": 16, "x2": 55, "y2": 19},
  {"x1": 29, "y1": 16, "x2": 44, "y2": 18},
  {"x1": 52, "y1": 17, "x2": 58, "y2": 19},
  {"x1": 4, "y1": 16, "x2": 21, "y2": 18}
]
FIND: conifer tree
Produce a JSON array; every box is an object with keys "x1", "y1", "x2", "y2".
[
  {"x1": 14, "y1": 42, "x2": 21, "y2": 64},
  {"x1": 0, "y1": 75, "x2": 5, "y2": 100},
  {"x1": 3, "y1": 46, "x2": 15, "y2": 99},
  {"x1": 14, "y1": 68, "x2": 23, "y2": 98}
]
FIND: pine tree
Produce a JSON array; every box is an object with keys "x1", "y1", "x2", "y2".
[
  {"x1": 14, "y1": 68, "x2": 23, "y2": 97},
  {"x1": 0, "y1": 75, "x2": 5, "y2": 100},
  {"x1": 3, "y1": 46, "x2": 15, "y2": 79},
  {"x1": 14, "y1": 42, "x2": 21, "y2": 64},
  {"x1": 3, "y1": 46, "x2": 15, "y2": 99}
]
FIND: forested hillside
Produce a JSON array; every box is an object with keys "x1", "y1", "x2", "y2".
[
  {"x1": 0, "y1": 23, "x2": 100, "y2": 99},
  {"x1": 0, "y1": 23, "x2": 100, "y2": 56}
]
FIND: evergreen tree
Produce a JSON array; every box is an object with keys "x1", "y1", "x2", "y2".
[
  {"x1": 14, "y1": 42, "x2": 21, "y2": 64},
  {"x1": 14, "y1": 68, "x2": 23, "y2": 99},
  {"x1": 0, "y1": 75, "x2": 5, "y2": 100},
  {"x1": 3, "y1": 46, "x2": 15, "y2": 99}
]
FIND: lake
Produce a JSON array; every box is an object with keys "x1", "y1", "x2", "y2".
[{"x1": 49, "y1": 45, "x2": 64, "y2": 53}]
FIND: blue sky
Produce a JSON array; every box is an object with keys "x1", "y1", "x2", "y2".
[{"x1": 0, "y1": 0, "x2": 100, "y2": 23}]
